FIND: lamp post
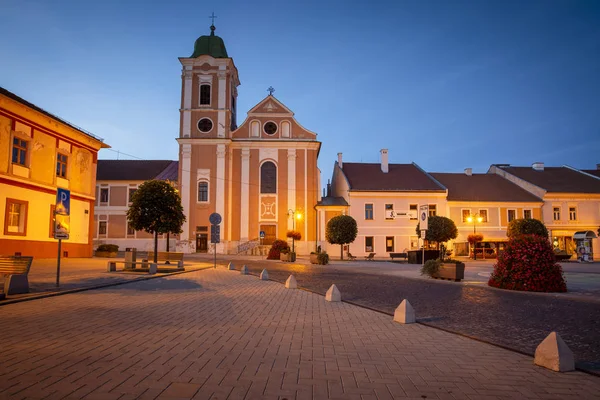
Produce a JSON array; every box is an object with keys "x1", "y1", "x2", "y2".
[
  {"x1": 287, "y1": 209, "x2": 302, "y2": 253},
  {"x1": 466, "y1": 214, "x2": 483, "y2": 260}
]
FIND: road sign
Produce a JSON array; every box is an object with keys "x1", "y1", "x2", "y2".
[
  {"x1": 419, "y1": 205, "x2": 429, "y2": 230},
  {"x1": 421, "y1": 229, "x2": 427, "y2": 240},
  {"x1": 259, "y1": 230, "x2": 265, "y2": 239},
  {"x1": 54, "y1": 214, "x2": 70, "y2": 239},
  {"x1": 210, "y1": 224, "x2": 220, "y2": 244},
  {"x1": 209, "y1": 212, "x2": 222, "y2": 225},
  {"x1": 56, "y1": 188, "x2": 70, "y2": 216}
]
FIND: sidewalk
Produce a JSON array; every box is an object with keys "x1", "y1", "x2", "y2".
[{"x1": 0, "y1": 266, "x2": 598, "y2": 399}]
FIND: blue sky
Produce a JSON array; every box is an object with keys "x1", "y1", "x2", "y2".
[{"x1": 1, "y1": 0, "x2": 599, "y2": 178}]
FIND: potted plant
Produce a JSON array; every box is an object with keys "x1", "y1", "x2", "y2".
[
  {"x1": 317, "y1": 252, "x2": 329, "y2": 265},
  {"x1": 286, "y1": 230, "x2": 301, "y2": 260},
  {"x1": 95, "y1": 244, "x2": 119, "y2": 257},
  {"x1": 280, "y1": 248, "x2": 296, "y2": 262},
  {"x1": 420, "y1": 259, "x2": 465, "y2": 282},
  {"x1": 310, "y1": 251, "x2": 319, "y2": 264}
]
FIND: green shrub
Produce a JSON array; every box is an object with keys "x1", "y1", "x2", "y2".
[
  {"x1": 507, "y1": 218, "x2": 548, "y2": 239},
  {"x1": 420, "y1": 259, "x2": 441, "y2": 277},
  {"x1": 317, "y1": 252, "x2": 330, "y2": 265},
  {"x1": 97, "y1": 244, "x2": 119, "y2": 252}
]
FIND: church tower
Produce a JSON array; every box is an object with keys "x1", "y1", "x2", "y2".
[{"x1": 177, "y1": 23, "x2": 320, "y2": 255}]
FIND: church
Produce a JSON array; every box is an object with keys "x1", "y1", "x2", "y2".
[{"x1": 176, "y1": 24, "x2": 321, "y2": 255}]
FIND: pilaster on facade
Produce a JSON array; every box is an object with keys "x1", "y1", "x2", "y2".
[
  {"x1": 178, "y1": 143, "x2": 192, "y2": 253},
  {"x1": 217, "y1": 69, "x2": 227, "y2": 138},
  {"x1": 240, "y1": 148, "x2": 250, "y2": 241},
  {"x1": 216, "y1": 144, "x2": 226, "y2": 252},
  {"x1": 287, "y1": 149, "x2": 297, "y2": 231}
]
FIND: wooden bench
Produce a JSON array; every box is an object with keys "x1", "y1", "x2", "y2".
[
  {"x1": 147, "y1": 251, "x2": 184, "y2": 263},
  {"x1": 0, "y1": 256, "x2": 34, "y2": 295},
  {"x1": 347, "y1": 252, "x2": 357, "y2": 261},
  {"x1": 107, "y1": 260, "x2": 183, "y2": 274},
  {"x1": 389, "y1": 252, "x2": 408, "y2": 261},
  {"x1": 364, "y1": 252, "x2": 376, "y2": 261}
]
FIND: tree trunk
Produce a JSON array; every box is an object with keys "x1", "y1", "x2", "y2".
[
  {"x1": 340, "y1": 244, "x2": 344, "y2": 261},
  {"x1": 154, "y1": 231, "x2": 158, "y2": 263},
  {"x1": 166, "y1": 232, "x2": 170, "y2": 252}
]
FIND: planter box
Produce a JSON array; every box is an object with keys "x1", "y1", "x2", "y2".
[
  {"x1": 433, "y1": 263, "x2": 465, "y2": 282},
  {"x1": 408, "y1": 250, "x2": 439, "y2": 264},
  {"x1": 280, "y1": 252, "x2": 296, "y2": 262},
  {"x1": 310, "y1": 254, "x2": 319, "y2": 264},
  {"x1": 95, "y1": 251, "x2": 118, "y2": 258}
]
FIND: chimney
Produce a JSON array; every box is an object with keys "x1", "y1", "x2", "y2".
[
  {"x1": 327, "y1": 180, "x2": 332, "y2": 197},
  {"x1": 322, "y1": 188, "x2": 326, "y2": 198},
  {"x1": 464, "y1": 168, "x2": 472, "y2": 176},
  {"x1": 380, "y1": 149, "x2": 389, "y2": 173},
  {"x1": 337, "y1": 153, "x2": 343, "y2": 168},
  {"x1": 532, "y1": 162, "x2": 544, "y2": 171}
]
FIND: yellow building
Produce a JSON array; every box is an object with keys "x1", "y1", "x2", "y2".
[
  {"x1": 0, "y1": 87, "x2": 109, "y2": 258},
  {"x1": 176, "y1": 25, "x2": 321, "y2": 254}
]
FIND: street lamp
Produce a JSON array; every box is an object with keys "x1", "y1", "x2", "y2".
[
  {"x1": 287, "y1": 209, "x2": 303, "y2": 253},
  {"x1": 466, "y1": 214, "x2": 483, "y2": 260}
]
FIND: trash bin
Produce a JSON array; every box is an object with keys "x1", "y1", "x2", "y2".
[{"x1": 125, "y1": 248, "x2": 137, "y2": 269}]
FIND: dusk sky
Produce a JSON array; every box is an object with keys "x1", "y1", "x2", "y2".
[{"x1": 1, "y1": 0, "x2": 599, "y2": 179}]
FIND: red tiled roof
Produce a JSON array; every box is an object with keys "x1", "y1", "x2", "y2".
[
  {"x1": 498, "y1": 166, "x2": 600, "y2": 194},
  {"x1": 341, "y1": 163, "x2": 445, "y2": 191},
  {"x1": 430, "y1": 173, "x2": 543, "y2": 202},
  {"x1": 97, "y1": 160, "x2": 178, "y2": 181}
]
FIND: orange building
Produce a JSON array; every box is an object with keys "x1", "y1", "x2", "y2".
[
  {"x1": 0, "y1": 87, "x2": 109, "y2": 258},
  {"x1": 176, "y1": 25, "x2": 321, "y2": 254}
]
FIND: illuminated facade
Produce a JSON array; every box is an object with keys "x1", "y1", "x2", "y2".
[{"x1": 0, "y1": 87, "x2": 108, "y2": 258}]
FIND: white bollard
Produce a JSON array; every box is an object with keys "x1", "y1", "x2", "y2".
[
  {"x1": 325, "y1": 284, "x2": 341, "y2": 302},
  {"x1": 240, "y1": 265, "x2": 249, "y2": 275},
  {"x1": 260, "y1": 269, "x2": 269, "y2": 280},
  {"x1": 285, "y1": 275, "x2": 297, "y2": 289},
  {"x1": 534, "y1": 332, "x2": 575, "y2": 372},
  {"x1": 394, "y1": 299, "x2": 415, "y2": 324},
  {"x1": 228, "y1": 262, "x2": 235, "y2": 271}
]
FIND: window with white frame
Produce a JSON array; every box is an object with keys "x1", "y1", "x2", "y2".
[
  {"x1": 12, "y1": 137, "x2": 28, "y2": 166},
  {"x1": 385, "y1": 204, "x2": 394, "y2": 220},
  {"x1": 553, "y1": 207, "x2": 561, "y2": 221},
  {"x1": 409, "y1": 204, "x2": 417, "y2": 220},
  {"x1": 99, "y1": 221, "x2": 107, "y2": 235},
  {"x1": 365, "y1": 204, "x2": 373, "y2": 220},
  {"x1": 128, "y1": 188, "x2": 137, "y2": 203},
  {"x1": 479, "y1": 209, "x2": 488, "y2": 223},
  {"x1": 508, "y1": 209, "x2": 516, "y2": 222},
  {"x1": 569, "y1": 207, "x2": 577, "y2": 221},
  {"x1": 198, "y1": 181, "x2": 209, "y2": 202},
  {"x1": 200, "y1": 84, "x2": 211, "y2": 105},
  {"x1": 428, "y1": 204, "x2": 437, "y2": 217},
  {"x1": 4, "y1": 198, "x2": 28, "y2": 235},
  {"x1": 365, "y1": 236, "x2": 374, "y2": 252},
  {"x1": 462, "y1": 209, "x2": 471, "y2": 222},
  {"x1": 127, "y1": 223, "x2": 135, "y2": 237},
  {"x1": 523, "y1": 209, "x2": 532, "y2": 219},
  {"x1": 100, "y1": 188, "x2": 109, "y2": 203},
  {"x1": 260, "y1": 162, "x2": 277, "y2": 193},
  {"x1": 56, "y1": 153, "x2": 68, "y2": 178}
]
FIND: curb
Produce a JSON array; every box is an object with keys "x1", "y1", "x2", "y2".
[{"x1": 0, "y1": 265, "x2": 213, "y2": 307}]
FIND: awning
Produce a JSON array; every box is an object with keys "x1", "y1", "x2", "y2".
[{"x1": 573, "y1": 231, "x2": 598, "y2": 240}]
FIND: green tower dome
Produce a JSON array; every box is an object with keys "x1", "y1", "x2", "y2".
[{"x1": 190, "y1": 25, "x2": 228, "y2": 58}]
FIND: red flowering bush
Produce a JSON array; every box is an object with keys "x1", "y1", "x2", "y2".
[
  {"x1": 488, "y1": 234, "x2": 566, "y2": 292},
  {"x1": 267, "y1": 239, "x2": 290, "y2": 260}
]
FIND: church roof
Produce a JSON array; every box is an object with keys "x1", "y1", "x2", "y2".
[
  {"x1": 190, "y1": 25, "x2": 228, "y2": 58},
  {"x1": 97, "y1": 160, "x2": 178, "y2": 182}
]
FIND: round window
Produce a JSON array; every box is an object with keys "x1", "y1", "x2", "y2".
[
  {"x1": 197, "y1": 118, "x2": 213, "y2": 133},
  {"x1": 264, "y1": 122, "x2": 278, "y2": 135}
]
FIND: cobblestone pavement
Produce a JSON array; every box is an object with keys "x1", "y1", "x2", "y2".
[
  {"x1": 1, "y1": 267, "x2": 599, "y2": 400},
  {"x1": 0, "y1": 258, "x2": 210, "y2": 302},
  {"x1": 215, "y1": 258, "x2": 600, "y2": 373}
]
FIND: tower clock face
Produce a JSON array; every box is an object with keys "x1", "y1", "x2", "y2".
[
  {"x1": 197, "y1": 118, "x2": 213, "y2": 133},
  {"x1": 264, "y1": 122, "x2": 277, "y2": 135}
]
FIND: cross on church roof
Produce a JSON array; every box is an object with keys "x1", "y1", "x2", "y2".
[
  {"x1": 209, "y1": 12, "x2": 217, "y2": 26},
  {"x1": 267, "y1": 86, "x2": 275, "y2": 96}
]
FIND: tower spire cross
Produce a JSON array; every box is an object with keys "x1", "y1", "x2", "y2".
[
  {"x1": 267, "y1": 86, "x2": 275, "y2": 95},
  {"x1": 209, "y1": 12, "x2": 217, "y2": 25}
]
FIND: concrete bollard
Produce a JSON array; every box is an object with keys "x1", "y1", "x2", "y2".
[
  {"x1": 177, "y1": 260, "x2": 184, "y2": 269},
  {"x1": 240, "y1": 265, "x2": 249, "y2": 275},
  {"x1": 285, "y1": 275, "x2": 297, "y2": 289},
  {"x1": 534, "y1": 332, "x2": 575, "y2": 372},
  {"x1": 107, "y1": 261, "x2": 117, "y2": 272},
  {"x1": 260, "y1": 269, "x2": 269, "y2": 280},
  {"x1": 149, "y1": 264, "x2": 158, "y2": 275},
  {"x1": 325, "y1": 284, "x2": 341, "y2": 302},
  {"x1": 394, "y1": 299, "x2": 415, "y2": 324},
  {"x1": 228, "y1": 262, "x2": 235, "y2": 270}
]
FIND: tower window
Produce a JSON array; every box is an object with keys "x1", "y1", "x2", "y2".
[
  {"x1": 200, "y1": 84, "x2": 211, "y2": 105},
  {"x1": 197, "y1": 118, "x2": 213, "y2": 133},
  {"x1": 198, "y1": 181, "x2": 209, "y2": 202},
  {"x1": 260, "y1": 161, "x2": 277, "y2": 193},
  {"x1": 264, "y1": 122, "x2": 278, "y2": 135}
]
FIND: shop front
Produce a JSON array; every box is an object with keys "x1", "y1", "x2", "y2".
[{"x1": 573, "y1": 231, "x2": 597, "y2": 262}]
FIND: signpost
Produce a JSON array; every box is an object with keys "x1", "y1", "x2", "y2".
[
  {"x1": 259, "y1": 230, "x2": 265, "y2": 246},
  {"x1": 54, "y1": 188, "x2": 70, "y2": 287},
  {"x1": 419, "y1": 205, "x2": 429, "y2": 266},
  {"x1": 209, "y1": 212, "x2": 222, "y2": 269}
]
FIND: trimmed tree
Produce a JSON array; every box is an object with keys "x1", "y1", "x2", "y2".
[
  {"x1": 416, "y1": 216, "x2": 458, "y2": 259},
  {"x1": 326, "y1": 215, "x2": 358, "y2": 260},
  {"x1": 507, "y1": 218, "x2": 548, "y2": 239},
  {"x1": 488, "y1": 234, "x2": 566, "y2": 292},
  {"x1": 127, "y1": 180, "x2": 186, "y2": 263}
]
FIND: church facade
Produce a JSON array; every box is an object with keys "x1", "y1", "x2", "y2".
[{"x1": 176, "y1": 25, "x2": 321, "y2": 255}]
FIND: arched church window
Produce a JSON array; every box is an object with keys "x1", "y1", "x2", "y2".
[
  {"x1": 200, "y1": 84, "x2": 211, "y2": 105},
  {"x1": 198, "y1": 181, "x2": 209, "y2": 202},
  {"x1": 260, "y1": 162, "x2": 277, "y2": 194}
]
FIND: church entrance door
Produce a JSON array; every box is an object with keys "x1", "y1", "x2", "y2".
[
  {"x1": 196, "y1": 234, "x2": 208, "y2": 252},
  {"x1": 260, "y1": 224, "x2": 276, "y2": 246}
]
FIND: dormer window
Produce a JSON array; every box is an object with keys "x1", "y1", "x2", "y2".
[{"x1": 200, "y1": 84, "x2": 211, "y2": 105}]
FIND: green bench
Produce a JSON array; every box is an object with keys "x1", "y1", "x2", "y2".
[{"x1": 0, "y1": 256, "x2": 34, "y2": 296}]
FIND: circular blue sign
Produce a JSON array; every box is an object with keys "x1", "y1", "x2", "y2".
[{"x1": 421, "y1": 212, "x2": 426, "y2": 221}]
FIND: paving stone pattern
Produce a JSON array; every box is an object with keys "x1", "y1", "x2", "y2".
[
  {"x1": 232, "y1": 260, "x2": 600, "y2": 373},
  {"x1": 1, "y1": 268, "x2": 600, "y2": 399}
]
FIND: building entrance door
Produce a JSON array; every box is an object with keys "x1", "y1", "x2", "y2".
[
  {"x1": 260, "y1": 224, "x2": 276, "y2": 246},
  {"x1": 196, "y1": 234, "x2": 208, "y2": 252}
]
